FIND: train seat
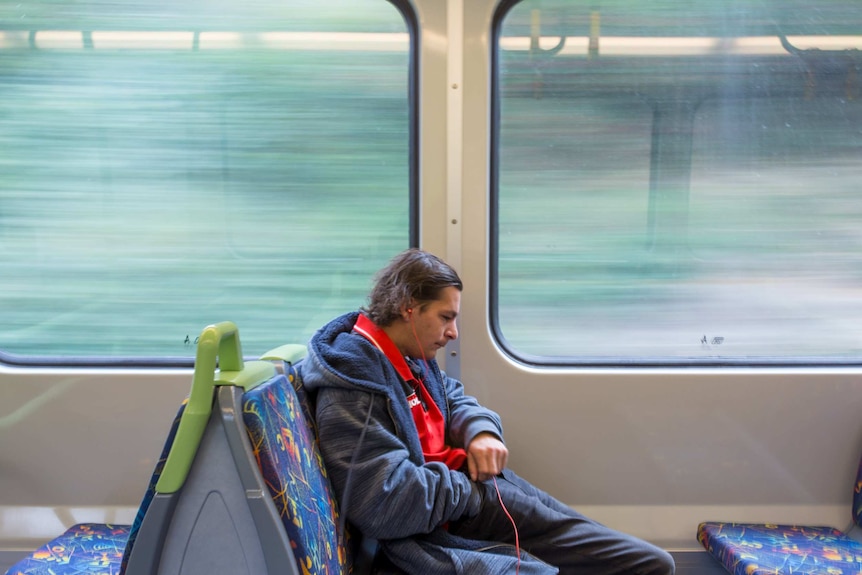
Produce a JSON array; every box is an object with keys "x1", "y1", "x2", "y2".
[
  {"x1": 244, "y1": 345, "x2": 352, "y2": 574},
  {"x1": 258, "y1": 347, "x2": 391, "y2": 575},
  {"x1": 697, "y1": 456, "x2": 862, "y2": 575},
  {"x1": 5, "y1": 322, "x2": 351, "y2": 575}
]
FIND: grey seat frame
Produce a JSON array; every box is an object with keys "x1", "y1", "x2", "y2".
[{"x1": 125, "y1": 384, "x2": 301, "y2": 575}]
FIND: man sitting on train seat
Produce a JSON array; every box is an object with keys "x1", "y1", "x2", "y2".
[{"x1": 302, "y1": 248, "x2": 675, "y2": 575}]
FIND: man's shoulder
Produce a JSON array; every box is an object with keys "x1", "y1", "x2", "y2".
[
  {"x1": 305, "y1": 313, "x2": 396, "y2": 395},
  {"x1": 316, "y1": 310, "x2": 361, "y2": 336}
]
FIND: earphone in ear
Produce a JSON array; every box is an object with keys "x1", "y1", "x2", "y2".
[{"x1": 407, "y1": 308, "x2": 413, "y2": 314}]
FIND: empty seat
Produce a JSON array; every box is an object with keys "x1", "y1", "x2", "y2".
[{"x1": 698, "y1": 457, "x2": 862, "y2": 574}]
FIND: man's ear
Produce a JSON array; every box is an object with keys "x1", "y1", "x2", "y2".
[{"x1": 401, "y1": 301, "x2": 416, "y2": 321}]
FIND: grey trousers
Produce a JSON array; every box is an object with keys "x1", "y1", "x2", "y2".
[{"x1": 448, "y1": 469, "x2": 675, "y2": 575}]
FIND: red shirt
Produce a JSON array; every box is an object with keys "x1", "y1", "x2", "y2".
[{"x1": 353, "y1": 314, "x2": 467, "y2": 470}]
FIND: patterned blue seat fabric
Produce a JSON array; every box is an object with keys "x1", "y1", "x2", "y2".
[
  {"x1": 698, "y1": 456, "x2": 862, "y2": 574},
  {"x1": 698, "y1": 523, "x2": 862, "y2": 575},
  {"x1": 5, "y1": 523, "x2": 130, "y2": 575},
  {"x1": 242, "y1": 367, "x2": 352, "y2": 575}
]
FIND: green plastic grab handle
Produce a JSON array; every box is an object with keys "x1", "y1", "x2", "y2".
[{"x1": 156, "y1": 321, "x2": 276, "y2": 494}]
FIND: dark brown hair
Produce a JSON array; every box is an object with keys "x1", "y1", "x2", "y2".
[{"x1": 364, "y1": 248, "x2": 462, "y2": 326}]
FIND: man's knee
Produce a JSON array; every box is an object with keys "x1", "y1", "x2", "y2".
[{"x1": 642, "y1": 546, "x2": 675, "y2": 575}]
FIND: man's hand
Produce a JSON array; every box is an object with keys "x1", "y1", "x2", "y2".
[{"x1": 466, "y1": 432, "x2": 508, "y2": 482}]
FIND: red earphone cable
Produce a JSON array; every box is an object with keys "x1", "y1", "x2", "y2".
[
  {"x1": 408, "y1": 311, "x2": 430, "y2": 373},
  {"x1": 493, "y1": 475, "x2": 521, "y2": 575},
  {"x1": 410, "y1": 313, "x2": 521, "y2": 573}
]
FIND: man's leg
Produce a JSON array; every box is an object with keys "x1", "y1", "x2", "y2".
[{"x1": 449, "y1": 470, "x2": 674, "y2": 575}]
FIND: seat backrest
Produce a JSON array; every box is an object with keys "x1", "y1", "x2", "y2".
[
  {"x1": 120, "y1": 399, "x2": 187, "y2": 573},
  {"x1": 123, "y1": 321, "x2": 297, "y2": 575},
  {"x1": 242, "y1": 360, "x2": 352, "y2": 575}
]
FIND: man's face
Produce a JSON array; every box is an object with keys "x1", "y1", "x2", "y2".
[{"x1": 408, "y1": 286, "x2": 460, "y2": 359}]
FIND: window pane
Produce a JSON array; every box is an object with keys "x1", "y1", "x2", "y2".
[
  {"x1": 496, "y1": 0, "x2": 862, "y2": 363},
  {"x1": 0, "y1": 0, "x2": 412, "y2": 360}
]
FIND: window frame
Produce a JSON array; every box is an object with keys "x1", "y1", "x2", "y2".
[
  {"x1": 489, "y1": 0, "x2": 862, "y2": 368},
  {"x1": 0, "y1": 0, "x2": 419, "y2": 368}
]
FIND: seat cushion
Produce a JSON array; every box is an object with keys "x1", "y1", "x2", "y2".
[
  {"x1": 698, "y1": 521, "x2": 862, "y2": 575},
  {"x1": 5, "y1": 523, "x2": 130, "y2": 575}
]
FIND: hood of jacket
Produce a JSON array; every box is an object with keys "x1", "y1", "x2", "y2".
[{"x1": 303, "y1": 311, "x2": 407, "y2": 396}]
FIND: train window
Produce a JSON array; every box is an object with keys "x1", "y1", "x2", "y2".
[
  {"x1": 494, "y1": 0, "x2": 862, "y2": 365},
  {"x1": 0, "y1": 1, "x2": 415, "y2": 363}
]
